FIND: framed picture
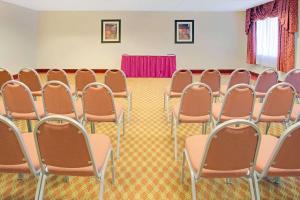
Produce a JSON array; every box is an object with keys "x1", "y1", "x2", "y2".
[
  {"x1": 101, "y1": 19, "x2": 121, "y2": 43},
  {"x1": 175, "y1": 20, "x2": 194, "y2": 44}
]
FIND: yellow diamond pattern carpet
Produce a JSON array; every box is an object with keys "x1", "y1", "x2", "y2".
[{"x1": 0, "y1": 73, "x2": 299, "y2": 199}]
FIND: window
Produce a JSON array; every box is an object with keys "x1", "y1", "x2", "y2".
[{"x1": 256, "y1": 17, "x2": 279, "y2": 67}]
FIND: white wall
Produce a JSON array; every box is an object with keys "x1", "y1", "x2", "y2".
[
  {"x1": 0, "y1": 1, "x2": 38, "y2": 74},
  {"x1": 36, "y1": 11, "x2": 247, "y2": 69}
]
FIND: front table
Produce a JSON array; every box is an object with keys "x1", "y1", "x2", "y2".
[{"x1": 121, "y1": 55, "x2": 176, "y2": 78}]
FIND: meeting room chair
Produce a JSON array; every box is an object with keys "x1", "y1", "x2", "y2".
[
  {"x1": 213, "y1": 84, "x2": 255, "y2": 126},
  {"x1": 0, "y1": 67, "x2": 13, "y2": 95},
  {"x1": 33, "y1": 115, "x2": 115, "y2": 200},
  {"x1": 284, "y1": 69, "x2": 300, "y2": 103},
  {"x1": 75, "y1": 68, "x2": 97, "y2": 97},
  {"x1": 46, "y1": 68, "x2": 75, "y2": 95},
  {"x1": 254, "y1": 121, "x2": 300, "y2": 199},
  {"x1": 1, "y1": 80, "x2": 45, "y2": 132},
  {"x1": 171, "y1": 83, "x2": 213, "y2": 160},
  {"x1": 0, "y1": 100, "x2": 5, "y2": 116},
  {"x1": 164, "y1": 69, "x2": 193, "y2": 121},
  {"x1": 254, "y1": 68, "x2": 278, "y2": 102},
  {"x1": 42, "y1": 81, "x2": 83, "y2": 121},
  {"x1": 200, "y1": 69, "x2": 221, "y2": 102},
  {"x1": 104, "y1": 69, "x2": 132, "y2": 121},
  {"x1": 252, "y1": 83, "x2": 295, "y2": 134},
  {"x1": 0, "y1": 115, "x2": 40, "y2": 199},
  {"x1": 18, "y1": 68, "x2": 43, "y2": 99},
  {"x1": 181, "y1": 119, "x2": 261, "y2": 200},
  {"x1": 220, "y1": 68, "x2": 251, "y2": 96},
  {"x1": 82, "y1": 83, "x2": 124, "y2": 159}
]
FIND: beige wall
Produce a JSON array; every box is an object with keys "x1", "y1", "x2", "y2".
[
  {"x1": 0, "y1": 1, "x2": 38, "y2": 74},
  {"x1": 37, "y1": 11, "x2": 247, "y2": 70}
]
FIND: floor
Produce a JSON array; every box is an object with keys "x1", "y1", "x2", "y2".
[{"x1": 0, "y1": 73, "x2": 299, "y2": 200}]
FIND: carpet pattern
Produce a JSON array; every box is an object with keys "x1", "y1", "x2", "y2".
[{"x1": 0, "y1": 73, "x2": 299, "y2": 200}]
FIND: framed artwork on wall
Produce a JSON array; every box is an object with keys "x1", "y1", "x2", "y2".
[
  {"x1": 175, "y1": 20, "x2": 194, "y2": 44},
  {"x1": 101, "y1": 19, "x2": 121, "y2": 43}
]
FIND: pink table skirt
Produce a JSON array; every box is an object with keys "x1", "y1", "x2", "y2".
[{"x1": 121, "y1": 55, "x2": 176, "y2": 77}]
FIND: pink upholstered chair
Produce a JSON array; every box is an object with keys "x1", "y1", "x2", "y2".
[
  {"x1": 290, "y1": 104, "x2": 300, "y2": 123},
  {"x1": 42, "y1": 81, "x2": 83, "y2": 121},
  {"x1": 104, "y1": 69, "x2": 132, "y2": 121},
  {"x1": 181, "y1": 119, "x2": 261, "y2": 200},
  {"x1": 172, "y1": 83, "x2": 213, "y2": 160},
  {"x1": 252, "y1": 83, "x2": 296, "y2": 134},
  {"x1": 0, "y1": 100, "x2": 5, "y2": 116},
  {"x1": 213, "y1": 84, "x2": 255, "y2": 126},
  {"x1": 164, "y1": 69, "x2": 193, "y2": 121},
  {"x1": 75, "y1": 68, "x2": 97, "y2": 97},
  {"x1": 220, "y1": 68, "x2": 251, "y2": 95},
  {"x1": 284, "y1": 69, "x2": 300, "y2": 102},
  {"x1": 0, "y1": 68, "x2": 13, "y2": 95},
  {"x1": 200, "y1": 69, "x2": 221, "y2": 102},
  {"x1": 254, "y1": 68, "x2": 278, "y2": 102},
  {"x1": 46, "y1": 68, "x2": 75, "y2": 95},
  {"x1": 0, "y1": 115, "x2": 40, "y2": 198},
  {"x1": 82, "y1": 83, "x2": 124, "y2": 158},
  {"x1": 33, "y1": 115, "x2": 115, "y2": 200},
  {"x1": 1, "y1": 80, "x2": 45, "y2": 132},
  {"x1": 254, "y1": 121, "x2": 300, "y2": 199},
  {"x1": 18, "y1": 68, "x2": 43, "y2": 99}
]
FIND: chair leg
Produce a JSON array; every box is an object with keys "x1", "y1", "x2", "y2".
[
  {"x1": 91, "y1": 122, "x2": 95, "y2": 134},
  {"x1": 17, "y1": 173, "x2": 24, "y2": 180},
  {"x1": 204, "y1": 122, "x2": 208, "y2": 134},
  {"x1": 163, "y1": 93, "x2": 166, "y2": 111},
  {"x1": 253, "y1": 173, "x2": 260, "y2": 200},
  {"x1": 248, "y1": 176, "x2": 255, "y2": 200},
  {"x1": 122, "y1": 113, "x2": 125, "y2": 136},
  {"x1": 99, "y1": 177, "x2": 105, "y2": 200},
  {"x1": 111, "y1": 150, "x2": 115, "y2": 184},
  {"x1": 181, "y1": 151, "x2": 186, "y2": 183},
  {"x1": 171, "y1": 113, "x2": 174, "y2": 137},
  {"x1": 226, "y1": 178, "x2": 232, "y2": 184},
  {"x1": 63, "y1": 176, "x2": 70, "y2": 183},
  {"x1": 166, "y1": 96, "x2": 170, "y2": 121},
  {"x1": 26, "y1": 120, "x2": 32, "y2": 132},
  {"x1": 265, "y1": 122, "x2": 271, "y2": 135},
  {"x1": 173, "y1": 119, "x2": 178, "y2": 161},
  {"x1": 127, "y1": 94, "x2": 131, "y2": 122},
  {"x1": 116, "y1": 121, "x2": 121, "y2": 159},
  {"x1": 35, "y1": 173, "x2": 47, "y2": 200},
  {"x1": 191, "y1": 176, "x2": 197, "y2": 200}
]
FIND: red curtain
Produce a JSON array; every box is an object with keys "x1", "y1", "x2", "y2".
[{"x1": 245, "y1": 0, "x2": 298, "y2": 72}]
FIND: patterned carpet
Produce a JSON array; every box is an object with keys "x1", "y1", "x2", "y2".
[{"x1": 0, "y1": 73, "x2": 299, "y2": 200}]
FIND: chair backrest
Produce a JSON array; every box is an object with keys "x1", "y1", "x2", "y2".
[
  {"x1": 18, "y1": 68, "x2": 42, "y2": 93},
  {"x1": 104, "y1": 69, "x2": 127, "y2": 93},
  {"x1": 227, "y1": 68, "x2": 251, "y2": 90},
  {"x1": 170, "y1": 69, "x2": 193, "y2": 93},
  {"x1": 82, "y1": 83, "x2": 116, "y2": 118},
  {"x1": 46, "y1": 69, "x2": 70, "y2": 87},
  {"x1": 0, "y1": 115, "x2": 38, "y2": 175},
  {"x1": 200, "y1": 69, "x2": 221, "y2": 93},
  {"x1": 260, "y1": 121, "x2": 300, "y2": 177},
  {"x1": 285, "y1": 69, "x2": 300, "y2": 94},
  {"x1": 1, "y1": 80, "x2": 39, "y2": 119},
  {"x1": 42, "y1": 81, "x2": 78, "y2": 120},
  {"x1": 75, "y1": 69, "x2": 96, "y2": 94},
  {"x1": 0, "y1": 68, "x2": 13, "y2": 90},
  {"x1": 179, "y1": 83, "x2": 212, "y2": 118},
  {"x1": 218, "y1": 84, "x2": 255, "y2": 121},
  {"x1": 33, "y1": 115, "x2": 98, "y2": 176},
  {"x1": 257, "y1": 83, "x2": 295, "y2": 119},
  {"x1": 254, "y1": 68, "x2": 278, "y2": 93},
  {"x1": 197, "y1": 119, "x2": 260, "y2": 177}
]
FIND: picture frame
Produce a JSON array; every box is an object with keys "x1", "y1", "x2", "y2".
[
  {"x1": 101, "y1": 19, "x2": 121, "y2": 43},
  {"x1": 175, "y1": 20, "x2": 194, "y2": 44}
]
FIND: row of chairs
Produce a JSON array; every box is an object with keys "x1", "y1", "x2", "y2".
[
  {"x1": 171, "y1": 82, "x2": 297, "y2": 160},
  {"x1": 182, "y1": 119, "x2": 300, "y2": 200},
  {"x1": 0, "y1": 114, "x2": 114, "y2": 200},
  {"x1": 0, "y1": 67, "x2": 132, "y2": 120}
]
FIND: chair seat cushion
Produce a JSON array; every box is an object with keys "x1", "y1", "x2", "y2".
[
  {"x1": 0, "y1": 133, "x2": 40, "y2": 174},
  {"x1": 10, "y1": 100, "x2": 45, "y2": 120},
  {"x1": 173, "y1": 105, "x2": 210, "y2": 123},
  {"x1": 85, "y1": 105, "x2": 123, "y2": 122},
  {"x1": 47, "y1": 134, "x2": 111, "y2": 176},
  {"x1": 0, "y1": 101, "x2": 5, "y2": 115},
  {"x1": 113, "y1": 89, "x2": 131, "y2": 98},
  {"x1": 252, "y1": 103, "x2": 286, "y2": 122},
  {"x1": 32, "y1": 90, "x2": 42, "y2": 97},
  {"x1": 291, "y1": 104, "x2": 300, "y2": 121},
  {"x1": 255, "y1": 92, "x2": 266, "y2": 98},
  {"x1": 164, "y1": 87, "x2": 182, "y2": 98},
  {"x1": 212, "y1": 103, "x2": 249, "y2": 122}
]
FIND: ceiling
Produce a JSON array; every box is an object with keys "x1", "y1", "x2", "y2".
[{"x1": 1, "y1": 0, "x2": 273, "y2": 11}]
